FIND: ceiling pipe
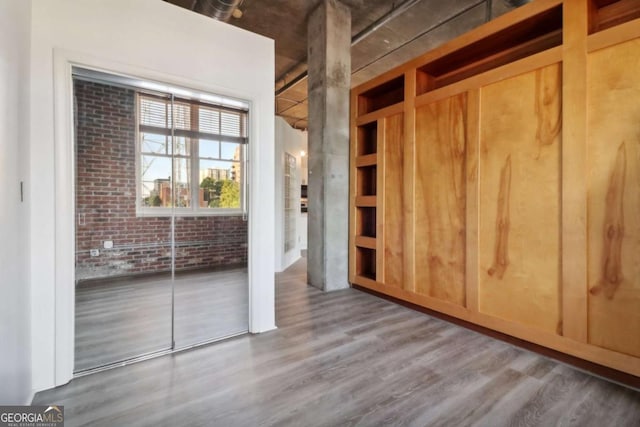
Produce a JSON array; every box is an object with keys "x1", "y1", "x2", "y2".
[
  {"x1": 504, "y1": 0, "x2": 532, "y2": 6},
  {"x1": 194, "y1": 0, "x2": 242, "y2": 22},
  {"x1": 351, "y1": 0, "x2": 423, "y2": 46},
  {"x1": 275, "y1": 0, "x2": 423, "y2": 97}
]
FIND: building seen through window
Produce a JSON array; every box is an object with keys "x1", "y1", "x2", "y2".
[{"x1": 137, "y1": 93, "x2": 247, "y2": 214}]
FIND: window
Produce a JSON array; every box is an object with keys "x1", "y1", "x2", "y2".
[{"x1": 137, "y1": 93, "x2": 248, "y2": 215}]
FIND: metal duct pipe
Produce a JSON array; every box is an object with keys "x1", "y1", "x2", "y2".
[
  {"x1": 275, "y1": 0, "x2": 423, "y2": 96},
  {"x1": 351, "y1": 0, "x2": 423, "y2": 46},
  {"x1": 504, "y1": 0, "x2": 532, "y2": 6},
  {"x1": 194, "y1": 0, "x2": 241, "y2": 22}
]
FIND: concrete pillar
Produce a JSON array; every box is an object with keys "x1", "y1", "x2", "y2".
[{"x1": 307, "y1": 0, "x2": 351, "y2": 291}]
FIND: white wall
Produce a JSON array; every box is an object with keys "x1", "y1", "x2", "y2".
[
  {"x1": 29, "y1": 0, "x2": 275, "y2": 392},
  {"x1": 274, "y1": 117, "x2": 308, "y2": 272},
  {"x1": 0, "y1": 0, "x2": 32, "y2": 404}
]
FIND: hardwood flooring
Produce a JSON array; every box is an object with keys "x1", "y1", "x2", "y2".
[
  {"x1": 75, "y1": 267, "x2": 248, "y2": 371},
  {"x1": 36, "y1": 258, "x2": 640, "y2": 426}
]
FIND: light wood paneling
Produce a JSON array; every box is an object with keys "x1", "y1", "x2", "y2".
[
  {"x1": 588, "y1": 17, "x2": 640, "y2": 52},
  {"x1": 376, "y1": 119, "x2": 385, "y2": 280},
  {"x1": 350, "y1": 0, "x2": 640, "y2": 376},
  {"x1": 562, "y1": 0, "x2": 589, "y2": 343},
  {"x1": 349, "y1": 91, "x2": 358, "y2": 283},
  {"x1": 414, "y1": 93, "x2": 467, "y2": 305},
  {"x1": 382, "y1": 114, "x2": 405, "y2": 287},
  {"x1": 414, "y1": 48, "x2": 563, "y2": 110},
  {"x1": 478, "y1": 64, "x2": 562, "y2": 333},
  {"x1": 403, "y1": 71, "x2": 417, "y2": 293},
  {"x1": 587, "y1": 38, "x2": 640, "y2": 358},
  {"x1": 351, "y1": 0, "x2": 563, "y2": 98},
  {"x1": 465, "y1": 89, "x2": 481, "y2": 312},
  {"x1": 355, "y1": 103, "x2": 404, "y2": 126}
]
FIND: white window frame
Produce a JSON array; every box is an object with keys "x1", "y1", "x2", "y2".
[{"x1": 135, "y1": 93, "x2": 248, "y2": 217}]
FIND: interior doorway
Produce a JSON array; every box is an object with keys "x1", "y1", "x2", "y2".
[{"x1": 73, "y1": 68, "x2": 250, "y2": 373}]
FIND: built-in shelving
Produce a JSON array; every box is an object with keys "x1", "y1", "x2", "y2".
[
  {"x1": 349, "y1": 0, "x2": 640, "y2": 378},
  {"x1": 356, "y1": 166, "x2": 376, "y2": 197},
  {"x1": 590, "y1": 0, "x2": 640, "y2": 33},
  {"x1": 353, "y1": 119, "x2": 379, "y2": 281},
  {"x1": 355, "y1": 247, "x2": 376, "y2": 280},
  {"x1": 357, "y1": 76, "x2": 404, "y2": 116},
  {"x1": 416, "y1": 4, "x2": 563, "y2": 95},
  {"x1": 356, "y1": 207, "x2": 376, "y2": 238}
]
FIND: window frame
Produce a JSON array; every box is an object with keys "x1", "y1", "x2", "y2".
[{"x1": 135, "y1": 92, "x2": 248, "y2": 217}]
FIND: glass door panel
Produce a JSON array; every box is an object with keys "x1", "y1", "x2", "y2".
[
  {"x1": 73, "y1": 68, "x2": 250, "y2": 372},
  {"x1": 173, "y1": 141, "x2": 248, "y2": 348},
  {"x1": 73, "y1": 77, "x2": 173, "y2": 372},
  {"x1": 173, "y1": 228, "x2": 249, "y2": 348}
]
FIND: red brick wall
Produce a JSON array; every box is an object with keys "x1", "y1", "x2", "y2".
[{"x1": 74, "y1": 80, "x2": 247, "y2": 281}]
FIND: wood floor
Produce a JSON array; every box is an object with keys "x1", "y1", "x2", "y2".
[
  {"x1": 75, "y1": 267, "x2": 248, "y2": 371},
  {"x1": 35, "y1": 258, "x2": 640, "y2": 426}
]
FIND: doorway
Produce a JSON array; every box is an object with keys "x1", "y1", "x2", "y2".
[{"x1": 73, "y1": 68, "x2": 250, "y2": 373}]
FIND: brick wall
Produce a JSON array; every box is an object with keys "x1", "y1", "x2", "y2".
[{"x1": 74, "y1": 80, "x2": 247, "y2": 281}]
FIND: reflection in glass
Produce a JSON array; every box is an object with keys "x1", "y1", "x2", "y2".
[
  {"x1": 141, "y1": 132, "x2": 170, "y2": 155},
  {"x1": 74, "y1": 74, "x2": 249, "y2": 373},
  {"x1": 199, "y1": 159, "x2": 240, "y2": 209},
  {"x1": 174, "y1": 158, "x2": 191, "y2": 208},
  {"x1": 173, "y1": 136, "x2": 190, "y2": 156},
  {"x1": 141, "y1": 155, "x2": 172, "y2": 207},
  {"x1": 74, "y1": 78, "x2": 173, "y2": 372}
]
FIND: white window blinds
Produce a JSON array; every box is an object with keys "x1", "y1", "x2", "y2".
[{"x1": 139, "y1": 94, "x2": 247, "y2": 143}]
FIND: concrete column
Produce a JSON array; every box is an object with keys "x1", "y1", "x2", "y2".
[{"x1": 307, "y1": 0, "x2": 351, "y2": 291}]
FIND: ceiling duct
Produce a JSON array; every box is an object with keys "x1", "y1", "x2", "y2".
[
  {"x1": 194, "y1": 0, "x2": 241, "y2": 22},
  {"x1": 504, "y1": 0, "x2": 532, "y2": 6}
]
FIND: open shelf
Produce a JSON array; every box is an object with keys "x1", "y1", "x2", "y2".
[
  {"x1": 590, "y1": 0, "x2": 640, "y2": 33},
  {"x1": 357, "y1": 76, "x2": 404, "y2": 116},
  {"x1": 416, "y1": 5, "x2": 563, "y2": 94},
  {"x1": 357, "y1": 165, "x2": 377, "y2": 196},
  {"x1": 355, "y1": 247, "x2": 376, "y2": 281},
  {"x1": 356, "y1": 207, "x2": 376, "y2": 238},
  {"x1": 357, "y1": 122, "x2": 378, "y2": 156}
]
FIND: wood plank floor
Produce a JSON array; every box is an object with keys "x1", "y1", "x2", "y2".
[
  {"x1": 36, "y1": 258, "x2": 640, "y2": 426},
  {"x1": 75, "y1": 267, "x2": 248, "y2": 371}
]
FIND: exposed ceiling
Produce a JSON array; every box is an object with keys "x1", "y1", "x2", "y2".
[{"x1": 164, "y1": 0, "x2": 521, "y2": 129}]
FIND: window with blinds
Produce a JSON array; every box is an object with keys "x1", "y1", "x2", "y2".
[{"x1": 137, "y1": 93, "x2": 248, "y2": 215}]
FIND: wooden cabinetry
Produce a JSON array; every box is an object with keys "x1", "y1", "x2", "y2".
[{"x1": 349, "y1": 0, "x2": 640, "y2": 376}]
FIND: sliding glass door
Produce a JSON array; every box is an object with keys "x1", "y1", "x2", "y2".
[
  {"x1": 172, "y1": 122, "x2": 249, "y2": 348},
  {"x1": 73, "y1": 78, "x2": 173, "y2": 371},
  {"x1": 73, "y1": 69, "x2": 249, "y2": 373}
]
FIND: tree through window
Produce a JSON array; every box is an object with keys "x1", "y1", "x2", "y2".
[{"x1": 137, "y1": 93, "x2": 247, "y2": 215}]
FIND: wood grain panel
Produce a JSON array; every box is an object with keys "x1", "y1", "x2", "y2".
[
  {"x1": 376, "y1": 119, "x2": 385, "y2": 280},
  {"x1": 383, "y1": 114, "x2": 405, "y2": 287},
  {"x1": 587, "y1": 38, "x2": 640, "y2": 358},
  {"x1": 414, "y1": 94, "x2": 467, "y2": 305},
  {"x1": 465, "y1": 89, "x2": 481, "y2": 312},
  {"x1": 403, "y1": 71, "x2": 417, "y2": 293},
  {"x1": 349, "y1": 91, "x2": 358, "y2": 283},
  {"x1": 478, "y1": 63, "x2": 562, "y2": 333},
  {"x1": 562, "y1": 0, "x2": 589, "y2": 343}
]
